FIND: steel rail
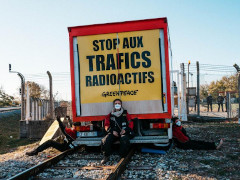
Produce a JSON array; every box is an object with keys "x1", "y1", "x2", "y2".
[
  {"x1": 106, "y1": 147, "x2": 135, "y2": 180},
  {"x1": 0, "y1": 107, "x2": 21, "y2": 112},
  {"x1": 8, "y1": 148, "x2": 78, "y2": 180},
  {"x1": 9, "y1": 146, "x2": 134, "y2": 180}
]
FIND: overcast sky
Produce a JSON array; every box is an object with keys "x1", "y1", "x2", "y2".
[{"x1": 0, "y1": 0, "x2": 239, "y2": 100}]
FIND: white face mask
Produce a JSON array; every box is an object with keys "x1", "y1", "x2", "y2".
[
  {"x1": 114, "y1": 104, "x2": 121, "y2": 110},
  {"x1": 176, "y1": 121, "x2": 181, "y2": 126}
]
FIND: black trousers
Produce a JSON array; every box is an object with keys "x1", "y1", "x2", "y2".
[
  {"x1": 101, "y1": 133, "x2": 130, "y2": 157},
  {"x1": 175, "y1": 140, "x2": 216, "y2": 150},
  {"x1": 207, "y1": 103, "x2": 212, "y2": 112},
  {"x1": 218, "y1": 103, "x2": 223, "y2": 112},
  {"x1": 36, "y1": 140, "x2": 70, "y2": 153}
]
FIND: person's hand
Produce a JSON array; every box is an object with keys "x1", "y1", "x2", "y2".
[
  {"x1": 57, "y1": 116, "x2": 61, "y2": 122},
  {"x1": 113, "y1": 131, "x2": 119, "y2": 137},
  {"x1": 120, "y1": 129, "x2": 126, "y2": 135}
]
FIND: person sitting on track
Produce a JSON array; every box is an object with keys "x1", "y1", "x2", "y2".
[
  {"x1": 172, "y1": 117, "x2": 223, "y2": 150},
  {"x1": 101, "y1": 98, "x2": 134, "y2": 164},
  {"x1": 26, "y1": 116, "x2": 77, "y2": 156}
]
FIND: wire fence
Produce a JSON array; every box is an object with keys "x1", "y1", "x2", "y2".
[
  {"x1": 184, "y1": 63, "x2": 237, "y2": 86},
  {"x1": 24, "y1": 72, "x2": 71, "y2": 101},
  {"x1": 23, "y1": 63, "x2": 239, "y2": 119},
  {"x1": 182, "y1": 62, "x2": 239, "y2": 118}
]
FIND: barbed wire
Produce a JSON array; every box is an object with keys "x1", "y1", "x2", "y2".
[
  {"x1": 183, "y1": 63, "x2": 237, "y2": 73},
  {"x1": 23, "y1": 63, "x2": 237, "y2": 87}
]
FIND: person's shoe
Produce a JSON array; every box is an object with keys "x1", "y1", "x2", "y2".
[
  {"x1": 101, "y1": 156, "x2": 109, "y2": 164},
  {"x1": 26, "y1": 150, "x2": 38, "y2": 156},
  {"x1": 216, "y1": 139, "x2": 224, "y2": 150}
]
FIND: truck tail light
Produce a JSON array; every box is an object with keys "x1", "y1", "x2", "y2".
[
  {"x1": 75, "y1": 124, "x2": 93, "y2": 132},
  {"x1": 150, "y1": 123, "x2": 170, "y2": 129}
]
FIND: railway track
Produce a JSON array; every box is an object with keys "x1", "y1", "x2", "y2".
[
  {"x1": 0, "y1": 107, "x2": 21, "y2": 112},
  {"x1": 8, "y1": 146, "x2": 136, "y2": 180}
]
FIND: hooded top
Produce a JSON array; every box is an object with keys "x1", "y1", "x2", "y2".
[{"x1": 172, "y1": 125, "x2": 189, "y2": 143}]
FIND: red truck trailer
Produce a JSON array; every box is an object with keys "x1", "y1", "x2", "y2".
[{"x1": 68, "y1": 18, "x2": 172, "y2": 146}]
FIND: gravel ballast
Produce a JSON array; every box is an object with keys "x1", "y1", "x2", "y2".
[{"x1": 0, "y1": 120, "x2": 239, "y2": 179}]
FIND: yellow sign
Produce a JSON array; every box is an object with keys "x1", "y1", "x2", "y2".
[
  {"x1": 39, "y1": 119, "x2": 63, "y2": 145},
  {"x1": 77, "y1": 29, "x2": 162, "y2": 104}
]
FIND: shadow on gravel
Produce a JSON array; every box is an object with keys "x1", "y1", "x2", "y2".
[{"x1": 188, "y1": 115, "x2": 228, "y2": 122}]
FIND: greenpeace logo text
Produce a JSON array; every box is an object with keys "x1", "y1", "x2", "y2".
[{"x1": 102, "y1": 90, "x2": 138, "y2": 97}]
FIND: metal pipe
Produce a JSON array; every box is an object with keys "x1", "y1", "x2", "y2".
[
  {"x1": 238, "y1": 74, "x2": 240, "y2": 124},
  {"x1": 187, "y1": 61, "x2": 190, "y2": 115},
  {"x1": 18, "y1": 73, "x2": 25, "y2": 120},
  {"x1": 197, "y1": 61, "x2": 200, "y2": 116},
  {"x1": 47, "y1": 71, "x2": 53, "y2": 119},
  {"x1": 9, "y1": 64, "x2": 25, "y2": 120},
  {"x1": 233, "y1": 64, "x2": 240, "y2": 124}
]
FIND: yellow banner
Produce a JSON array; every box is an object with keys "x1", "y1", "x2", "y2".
[{"x1": 77, "y1": 29, "x2": 162, "y2": 104}]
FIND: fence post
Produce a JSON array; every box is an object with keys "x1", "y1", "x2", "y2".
[
  {"x1": 43, "y1": 100, "x2": 45, "y2": 119},
  {"x1": 47, "y1": 71, "x2": 53, "y2": 119},
  {"x1": 30, "y1": 97, "x2": 33, "y2": 120},
  {"x1": 187, "y1": 61, "x2": 190, "y2": 115},
  {"x1": 32, "y1": 98, "x2": 34, "y2": 120},
  {"x1": 25, "y1": 83, "x2": 31, "y2": 120},
  {"x1": 180, "y1": 63, "x2": 187, "y2": 121},
  {"x1": 227, "y1": 92, "x2": 231, "y2": 118},
  {"x1": 196, "y1": 61, "x2": 200, "y2": 117},
  {"x1": 41, "y1": 99, "x2": 43, "y2": 120},
  {"x1": 39, "y1": 99, "x2": 42, "y2": 120},
  {"x1": 238, "y1": 73, "x2": 240, "y2": 124},
  {"x1": 37, "y1": 99, "x2": 39, "y2": 120},
  {"x1": 9, "y1": 65, "x2": 25, "y2": 120},
  {"x1": 177, "y1": 71, "x2": 180, "y2": 119},
  {"x1": 233, "y1": 64, "x2": 240, "y2": 123}
]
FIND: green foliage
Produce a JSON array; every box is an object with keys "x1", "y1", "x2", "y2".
[
  {"x1": 200, "y1": 84, "x2": 209, "y2": 100},
  {"x1": 0, "y1": 87, "x2": 14, "y2": 107},
  {"x1": 0, "y1": 81, "x2": 49, "y2": 107},
  {"x1": 208, "y1": 74, "x2": 238, "y2": 99},
  {"x1": 201, "y1": 74, "x2": 238, "y2": 101}
]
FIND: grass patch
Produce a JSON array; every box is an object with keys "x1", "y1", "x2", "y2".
[{"x1": 0, "y1": 112, "x2": 37, "y2": 154}]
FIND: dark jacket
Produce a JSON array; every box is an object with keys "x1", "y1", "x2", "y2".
[
  {"x1": 207, "y1": 95, "x2": 212, "y2": 104},
  {"x1": 105, "y1": 110, "x2": 133, "y2": 134},
  {"x1": 217, "y1": 96, "x2": 224, "y2": 103}
]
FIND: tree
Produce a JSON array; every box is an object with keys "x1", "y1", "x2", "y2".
[
  {"x1": 200, "y1": 84, "x2": 209, "y2": 100},
  {"x1": 203, "y1": 74, "x2": 238, "y2": 101},
  {"x1": 25, "y1": 81, "x2": 49, "y2": 99},
  {"x1": 208, "y1": 81, "x2": 219, "y2": 100},
  {"x1": 224, "y1": 75, "x2": 238, "y2": 93},
  {"x1": 0, "y1": 87, "x2": 14, "y2": 107}
]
